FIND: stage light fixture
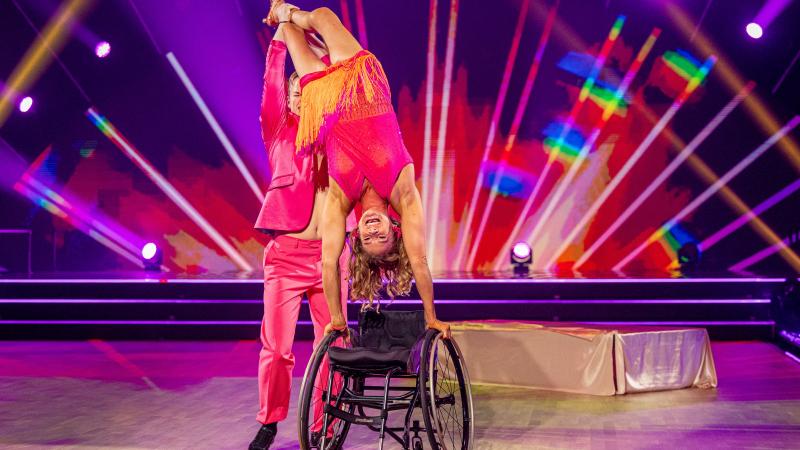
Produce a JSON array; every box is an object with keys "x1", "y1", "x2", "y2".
[
  {"x1": 141, "y1": 242, "x2": 163, "y2": 271},
  {"x1": 95, "y1": 41, "x2": 111, "y2": 58},
  {"x1": 677, "y1": 242, "x2": 701, "y2": 270},
  {"x1": 511, "y1": 242, "x2": 532, "y2": 276},
  {"x1": 19, "y1": 96, "x2": 33, "y2": 113},
  {"x1": 746, "y1": 23, "x2": 763, "y2": 39}
]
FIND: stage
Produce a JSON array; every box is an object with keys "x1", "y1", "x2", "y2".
[
  {"x1": 3, "y1": 0, "x2": 800, "y2": 447},
  {"x1": 0, "y1": 271, "x2": 782, "y2": 341},
  {"x1": 0, "y1": 339, "x2": 798, "y2": 449},
  {"x1": 0, "y1": 272, "x2": 796, "y2": 449}
]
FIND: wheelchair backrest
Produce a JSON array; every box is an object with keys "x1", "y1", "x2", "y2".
[{"x1": 357, "y1": 309, "x2": 426, "y2": 351}]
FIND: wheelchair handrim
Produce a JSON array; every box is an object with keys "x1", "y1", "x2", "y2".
[
  {"x1": 297, "y1": 331, "x2": 351, "y2": 450},
  {"x1": 427, "y1": 334, "x2": 474, "y2": 450}
]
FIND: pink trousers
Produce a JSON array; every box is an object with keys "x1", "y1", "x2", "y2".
[{"x1": 257, "y1": 235, "x2": 348, "y2": 425}]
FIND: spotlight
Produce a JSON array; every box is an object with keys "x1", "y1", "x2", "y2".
[
  {"x1": 510, "y1": 242, "x2": 532, "y2": 276},
  {"x1": 95, "y1": 41, "x2": 111, "y2": 58},
  {"x1": 678, "y1": 242, "x2": 701, "y2": 270},
  {"x1": 140, "y1": 242, "x2": 163, "y2": 271},
  {"x1": 19, "y1": 96, "x2": 33, "y2": 113},
  {"x1": 746, "y1": 22, "x2": 763, "y2": 39}
]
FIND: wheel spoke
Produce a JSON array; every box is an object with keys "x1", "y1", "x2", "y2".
[
  {"x1": 300, "y1": 334, "x2": 353, "y2": 450},
  {"x1": 427, "y1": 337, "x2": 472, "y2": 450}
]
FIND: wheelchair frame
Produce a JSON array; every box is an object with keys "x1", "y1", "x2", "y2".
[{"x1": 297, "y1": 325, "x2": 473, "y2": 450}]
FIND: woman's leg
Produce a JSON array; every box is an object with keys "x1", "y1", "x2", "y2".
[
  {"x1": 289, "y1": 7, "x2": 362, "y2": 64},
  {"x1": 281, "y1": 22, "x2": 326, "y2": 78}
]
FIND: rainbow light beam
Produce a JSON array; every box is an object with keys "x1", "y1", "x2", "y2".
[
  {"x1": 601, "y1": 87, "x2": 797, "y2": 274},
  {"x1": 453, "y1": 0, "x2": 533, "y2": 269},
  {"x1": 166, "y1": 52, "x2": 264, "y2": 204},
  {"x1": 525, "y1": 27, "x2": 662, "y2": 263},
  {"x1": 427, "y1": 0, "x2": 460, "y2": 268},
  {"x1": 86, "y1": 107, "x2": 254, "y2": 272},
  {"x1": 24, "y1": 176, "x2": 170, "y2": 271},
  {"x1": 668, "y1": 4, "x2": 800, "y2": 174},
  {"x1": 700, "y1": 177, "x2": 800, "y2": 252},
  {"x1": 492, "y1": 14, "x2": 625, "y2": 271},
  {"x1": 12, "y1": 143, "x2": 159, "y2": 267},
  {"x1": 463, "y1": 0, "x2": 561, "y2": 270},
  {"x1": 613, "y1": 115, "x2": 800, "y2": 272},
  {"x1": 13, "y1": 181, "x2": 145, "y2": 269},
  {"x1": 21, "y1": 174, "x2": 148, "y2": 260},
  {"x1": 564, "y1": 72, "x2": 750, "y2": 272},
  {"x1": 507, "y1": 0, "x2": 793, "y2": 274}
]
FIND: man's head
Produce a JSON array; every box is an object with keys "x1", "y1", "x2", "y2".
[{"x1": 288, "y1": 72, "x2": 301, "y2": 115}]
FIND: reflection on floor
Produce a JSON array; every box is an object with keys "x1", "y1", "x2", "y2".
[{"x1": 0, "y1": 340, "x2": 798, "y2": 449}]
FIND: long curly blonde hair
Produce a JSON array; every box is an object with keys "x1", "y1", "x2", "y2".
[{"x1": 348, "y1": 225, "x2": 412, "y2": 308}]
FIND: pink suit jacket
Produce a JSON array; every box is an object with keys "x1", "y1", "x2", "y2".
[{"x1": 254, "y1": 41, "x2": 316, "y2": 233}]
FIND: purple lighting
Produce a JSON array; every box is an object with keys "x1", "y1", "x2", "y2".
[
  {"x1": 141, "y1": 243, "x2": 158, "y2": 260},
  {"x1": 140, "y1": 242, "x2": 163, "y2": 272},
  {"x1": 19, "y1": 96, "x2": 33, "y2": 113},
  {"x1": 512, "y1": 242, "x2": 532, "y2": 261},
  {"x1": 746, "y1": 23, "x2": 763, "y2": 39},
  {"x1": 95, "y1": 41, "x2": 111, "y2": 58}
]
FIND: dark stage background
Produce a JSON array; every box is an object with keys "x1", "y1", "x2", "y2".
[{"x1": 1, "y1": 0, "x2": 799, "y2": 276}]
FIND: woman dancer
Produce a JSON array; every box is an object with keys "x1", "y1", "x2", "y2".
[
  {"x1": 267, "y1": 3, "x2": 451, "y2": 339},
  {"x1": 249, "y1": 22, "x2": 346, "y2": 450}
]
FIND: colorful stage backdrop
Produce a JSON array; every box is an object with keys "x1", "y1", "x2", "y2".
[{"x1": 1, "y1": 0, "x2": 798, "y2": 275}]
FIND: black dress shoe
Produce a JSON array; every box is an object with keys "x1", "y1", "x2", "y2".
[{"x1": 249, "y1": 423, "x2": 277, "y2": 450}]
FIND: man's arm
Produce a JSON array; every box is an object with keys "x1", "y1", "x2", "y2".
[{"x1": 260, "y1": 25, "x2": 288, "y2": 148}]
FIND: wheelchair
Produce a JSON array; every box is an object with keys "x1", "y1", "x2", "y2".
[{"x1": 297, "y1": 309, "x2": 474, "y2": 449}]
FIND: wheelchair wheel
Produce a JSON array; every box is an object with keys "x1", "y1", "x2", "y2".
[
  {"x1": 420, "y1": 331, "x2": 474, "y2": 450},
  {"x1": 298, "y1": 330, "x2": 354, "y2": 450}
]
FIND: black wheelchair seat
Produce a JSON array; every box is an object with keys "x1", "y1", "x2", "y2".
[
  {"x1": 326, "y1": 309, "x2": 426, "y2": 373},
  {"x1": 327, "y1": 346, "x2": 410, "y2": 372}
]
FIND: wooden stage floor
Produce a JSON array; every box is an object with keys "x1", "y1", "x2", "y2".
[{"x1": 1, "y1": 340, "x2": 798, "y2": 449}]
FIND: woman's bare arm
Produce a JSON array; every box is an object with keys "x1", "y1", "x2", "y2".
[
  {"x1": 321, "y1": 180, "x2": 352, "y2": 332},
  {"x1": 391, "y1": 167, "x2": 451, "y2": 338}
]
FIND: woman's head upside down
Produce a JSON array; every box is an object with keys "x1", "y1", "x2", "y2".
[{"x1": 348, "y1": 210, "x2": 412, "y2": 306}]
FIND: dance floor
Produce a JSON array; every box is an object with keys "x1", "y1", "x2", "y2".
[{"x1": 1, "y1": 340, "x2": 798, "y2": 449}]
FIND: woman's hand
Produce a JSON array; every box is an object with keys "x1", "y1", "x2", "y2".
[
  {"x1": 324, "y1": 318, "x2": 348, "y2": 336},
  {"x1": 426, "y1": 319, "x2": 452, "y2": 339}
]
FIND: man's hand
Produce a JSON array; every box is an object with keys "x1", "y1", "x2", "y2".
[
  {"x1": 426, "y1": 319, "x2": 452, "y2": 339},
  {"x1": 275, "y1": 3, "x2": 298, "y2": 23}
]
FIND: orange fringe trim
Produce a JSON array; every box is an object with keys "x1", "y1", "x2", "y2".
[{"x1": 296, "y1": 52, "x2": 391, "y2": 151}]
